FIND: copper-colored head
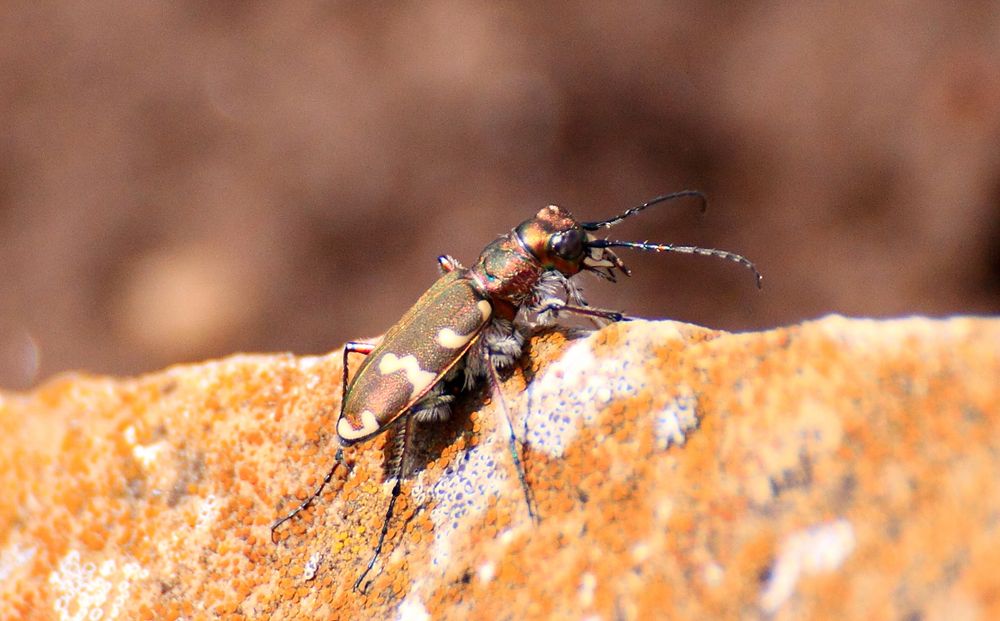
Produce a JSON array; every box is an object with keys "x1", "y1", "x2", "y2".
[{"x1": 515, "y1": 205, "x2": 630, "y2": 281}]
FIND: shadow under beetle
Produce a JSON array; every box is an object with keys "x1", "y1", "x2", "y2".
[{"x1": 271, "y1": 191, "x2": 762, "y2": 591}]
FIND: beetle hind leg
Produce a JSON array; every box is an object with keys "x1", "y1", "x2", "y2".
[
  {"x1": 270, "y1": 447, "x2": 352, "y2": 543},
  {"x1": 354, "y1": 414, "x2": 413, "y2": 592}
]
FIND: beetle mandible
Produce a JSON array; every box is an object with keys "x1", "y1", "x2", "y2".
[{"x1": 271, "y1": 191, "x2": 762, "y2": 591}]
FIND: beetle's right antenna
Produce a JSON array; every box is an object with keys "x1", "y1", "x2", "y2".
[
  {"x1": 588, "y1": 238, "x2": 763, "y2": 289},
  {"x1": 581, "y1": 190, "x2": 707, "y2": 230}
]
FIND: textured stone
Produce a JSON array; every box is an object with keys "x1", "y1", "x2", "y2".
[{"x1": 0, "y1": 315, "x2": 997, "y2": 620}]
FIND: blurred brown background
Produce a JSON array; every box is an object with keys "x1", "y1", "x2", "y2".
[{"x1": 1, "y1": 1, "x2": 998, "y2": 390}]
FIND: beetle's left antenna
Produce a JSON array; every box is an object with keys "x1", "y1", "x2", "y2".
[{"x1": 581, "y1": 190, "x2": 707, "y2": 230}]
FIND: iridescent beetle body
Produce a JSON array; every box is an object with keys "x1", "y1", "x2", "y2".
[
  {"x1": 272, "y1": 193, "x2": 762, "y2": 592},
  {"x1": 337, "y1": 204, "x2": 624, "y2": 443}
]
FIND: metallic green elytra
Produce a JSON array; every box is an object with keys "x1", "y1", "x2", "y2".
[{"x1": 272, "y1": 191, "x2": 763, "y2": 592}]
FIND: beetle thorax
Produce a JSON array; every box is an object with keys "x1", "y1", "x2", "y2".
[{"x1": 469, "y1": 234, "x2": 545, "y2": 309}]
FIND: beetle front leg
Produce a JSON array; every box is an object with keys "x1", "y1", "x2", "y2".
[{"x1": 536, "y1": 300, "x2": 629, "y2": 323}]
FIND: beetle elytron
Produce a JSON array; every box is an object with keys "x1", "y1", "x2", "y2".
[{"x1": 272, "y1": 191, "x2": 762, "y2": 591}]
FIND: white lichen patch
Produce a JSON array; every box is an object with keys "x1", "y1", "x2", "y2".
[
  {"x1": 297, "y1": 354, "x2": 326, "y2": 373},
  {"x1": 122, "y1": 425, "x2": 169, "y2": 469},
  {"x1": 524, "y1": 321, "x2": 686, "y2": 458},
  {"x1": 49, "y1": 550, "x2": 148, "y2": 621},
  {"x1": 396, "y1": 594, "x2": 431, "y2": 621},
  {"x1": 0, "y1": 542, "x2": 36, "y2": 582},
  {"x1": 302, "y1": 552, "x2": 323, "y2": 581},
  {"x1": 760, "y1": 519, "x2": 856, "y2": 613},
  {"x1": 702, "y1": 561, "x2": 724, "y2": 587},
  {"x1": 423, "y1": 432, "x2": 508, "y2": 569},
  {"x1": 654, "y1": 386, "x2": 699, "y2": 450},
  {"x1": 477, "y1": 561, "x2": 495, "y2": 583},
  {"x1": 133, "y1": 442, "x2": 169, "y2": 469},
  {"x1": 578, "y1": 571, "x2": 597, "y2": 608},
  {"x1": 196, "y1": 494, "x2": 219, "y2": 531}
]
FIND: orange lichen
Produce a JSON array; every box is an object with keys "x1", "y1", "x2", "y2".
[{"x1": 0, "y1": 318, "x2": 997, "y2": 619}]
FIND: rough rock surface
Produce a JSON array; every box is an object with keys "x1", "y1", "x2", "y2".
[{"x1": 0, "y1": 315, "x2": 997, "y2": 620}]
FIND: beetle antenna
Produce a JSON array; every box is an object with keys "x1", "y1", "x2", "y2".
[
  {"x1": 581, "y1": 190, "x2": 707, "y2": 230},
  {"x1": 588, "y1": 239, "x2": 763, "y2": 289}
]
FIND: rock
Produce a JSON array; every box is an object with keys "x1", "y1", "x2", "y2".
[{"x1": 0, "y1": 315, "x2": 997, "y2": 620}]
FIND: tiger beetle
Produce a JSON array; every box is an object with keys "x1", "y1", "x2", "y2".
[{"x1": 271, "y1": 191, "x2": 762, "y2": 592}]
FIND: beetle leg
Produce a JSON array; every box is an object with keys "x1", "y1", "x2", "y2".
[
  {"x1": 341, "y1": 341, "x2": 377, "y2": 407},
  {"x1": 270, "y1": 341, "x2": 375, "y2": 543},
  {"x1": 524, "y1": 270, "x2": 571, "y2": 327},
  {"x1": 485, "y1": 352, "x2": 538, "y2": 523},
  {"x1": 526, "y1": 270, "x2": 608, "y2": 328},
  {"x1": 412, "y1": 381, "x2": 455, "y2": 423},
  {"x1": 463, "y1": 318, "x2": 527, "y2": 390},
  {"x1": 354, "y1": 414, "x2": 413, "y2": 592},
  {"x1": 436, "y1": 254, "x2": 465, "y2": 274},
  {"x1": 535, "y1": 300, "x2": 629, "y2": 324},
  {"x1": 270, "y1": 447, "x2": 351, "y2": 542}
]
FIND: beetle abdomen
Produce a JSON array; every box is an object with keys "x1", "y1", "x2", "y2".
[{"x1": 337, "y1": 270, "x2": 492, "y2": 444}]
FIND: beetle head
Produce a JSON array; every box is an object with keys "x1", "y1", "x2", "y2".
[
  {"x1": 515, "y1": 205, "x2": 630, "y2": 282},
  {"x1": 517, "y1": 192, "x2": 763, "y2": 289}
]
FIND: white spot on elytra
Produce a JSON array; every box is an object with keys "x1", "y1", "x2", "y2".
[
  {"x1": 338, "y1": 410, "x2": 380, "y2": 441},
  {"x1": 477, "y1": 299, "x2": 492, "y2": 321},
  {"x1": 379, "y1": 353, "x2": 437, "y2": 400},
  {"x1": 436, "y1": 327, "x2": 472, "y2": 349},
  {"x1": 760, "y1": 519, "x2": 856, "y2": 613}
]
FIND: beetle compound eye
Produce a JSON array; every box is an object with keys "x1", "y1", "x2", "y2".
[{"x1": 549, "y1": 228, "x2": 584, "y2": 260}]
